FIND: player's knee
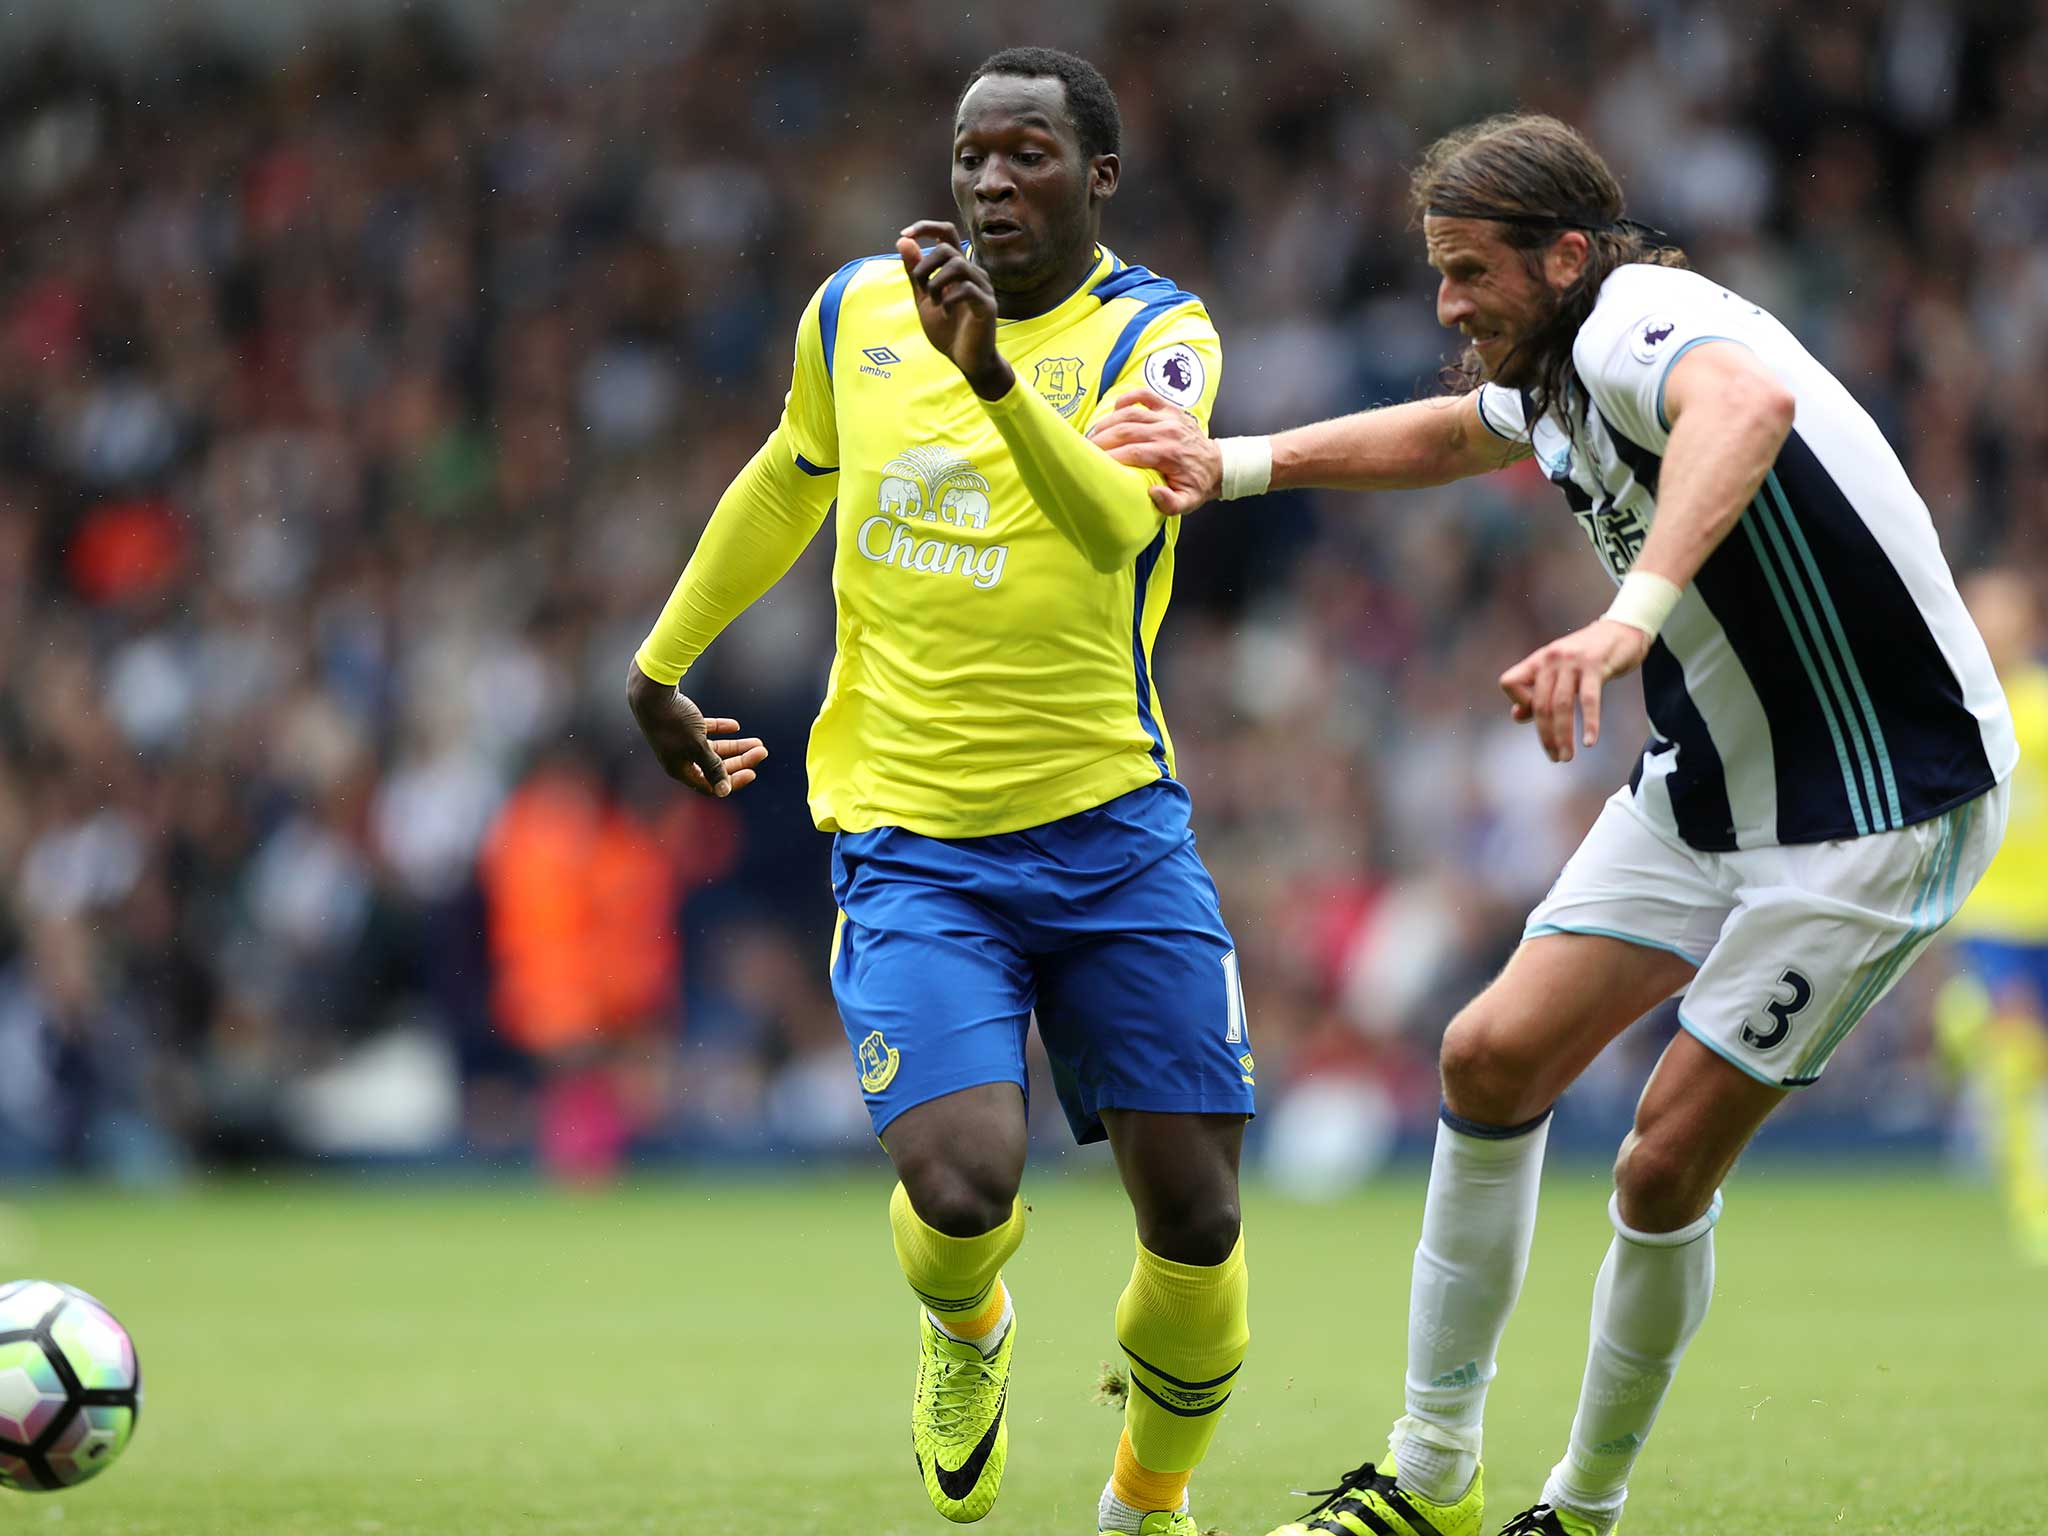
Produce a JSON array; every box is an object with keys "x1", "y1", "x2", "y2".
[
  {"x1": 896, "y1": 1155, "x2": 1019, "y2": 1238},
  {"x1": 1140, "y1": 1197, "x2": 1242, "y2": 1268},
  {"x1": 1439, "y1": 1003, "x2": 1548, "y2": 1125},
  {"x1": 1611, "y1": 1130, "x2": 1716, "y2": 1233}
]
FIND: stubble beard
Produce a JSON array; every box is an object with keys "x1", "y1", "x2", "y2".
[{"x1": 1483, "y1": 282, "x2": 1566, "y2": 391}]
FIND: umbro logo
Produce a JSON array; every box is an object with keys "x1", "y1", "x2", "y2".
[{"x1": 861, "y1": 345, "x2": 900, "y2": 378}]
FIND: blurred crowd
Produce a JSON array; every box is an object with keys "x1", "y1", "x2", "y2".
[{"x1": 0, "y1": 0, "x2": 2042, "y2": 1180}]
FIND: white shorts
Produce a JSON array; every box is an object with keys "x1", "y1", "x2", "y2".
[{"x1": 1524, "y1": 782, "x2": 2009, "y2": 1087}]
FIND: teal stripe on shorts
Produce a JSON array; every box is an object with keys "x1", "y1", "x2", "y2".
[
  {"x1": 1522, "y1": 921, "x2": 1709, "y2": 968},
  {"x1": 1789, "y1": 800, "x2": 1975, "y2": 1082}
]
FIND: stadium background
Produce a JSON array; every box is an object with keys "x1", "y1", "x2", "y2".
[{"x1": 0, "y1": 0, "x2": 2041, "y2": 1186}]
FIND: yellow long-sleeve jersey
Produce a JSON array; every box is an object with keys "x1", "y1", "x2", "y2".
[
  {"x1": 1955, "y1": 661, "x2": 2048, "y2": 942},
  {"x1": 636, "y1": 244, "x2": 1222, "y2": 838}
]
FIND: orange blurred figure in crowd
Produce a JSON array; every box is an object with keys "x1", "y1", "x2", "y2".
[{"x1": 479, "y1": 752, "x2": 734, "y2": 1178}]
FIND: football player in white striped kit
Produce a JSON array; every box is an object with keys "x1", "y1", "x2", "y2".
[{"x1": 1088, "y1": 113, "x2": 2014, "y2": 1536}]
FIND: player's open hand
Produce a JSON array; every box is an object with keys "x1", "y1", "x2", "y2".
[
  {"x1": 1087, "y1": 388, "x2": 1221, "y2": 516},
  {"x1": 1498, "y1": 617, "x2": 1652, "y2": 763},
  {"x1": 898, "y1": 222, "x2": 1012, "y2": 400},
  {"x1": 625, "y1": 663, "x2": 768, "y2": 798}
]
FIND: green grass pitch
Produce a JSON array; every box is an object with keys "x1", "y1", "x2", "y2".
[{"x1": 1, "y1": 1166, "x2": 2042, "y2": 1534}]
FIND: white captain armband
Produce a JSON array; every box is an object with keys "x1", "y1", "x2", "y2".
[
  {"x1": 1603, "y1": 570, "x2": 1683, "y2": 639},
  {"x1": 1217, "y1": 436, "x2": 1273, "y2": 501}
]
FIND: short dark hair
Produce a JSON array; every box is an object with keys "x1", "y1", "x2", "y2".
[{"x1": 961, "y1": 47, "x2": 1121, "y2": 160}]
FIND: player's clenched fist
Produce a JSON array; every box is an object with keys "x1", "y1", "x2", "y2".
[
  {"x1": 1498, "y1": 617, "x2": 1651, "y2": 763},
  {"x1": 625, "y1": 662, "x2": 769, "y2": 799},
  {"x1": 1088, "y1": 387, "x2": 1222, "y2": 515},
  {"x1": 898, "y1": 221, "x2": 1014, "y2": 401}
]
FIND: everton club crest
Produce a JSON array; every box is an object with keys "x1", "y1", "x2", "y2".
[{"x1": 1032, "y1": 356, "x2": 1089, "y2": 419}]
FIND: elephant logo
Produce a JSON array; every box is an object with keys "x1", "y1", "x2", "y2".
[{"x1": 877, "y1": 447, "x2": 991, "y2": 529}]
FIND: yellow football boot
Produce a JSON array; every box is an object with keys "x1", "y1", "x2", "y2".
[
  {"x1": 1496, "y1": 1502, "x2": 1610, "y2": 1536},
  {"x1": 1265, "y1": 1451, "x2": 1483, "y2": 1536},
  {"x1": 911, "y1": 1308, "x2": 1014, "y2": 1522},
  {"x1": 1102, "y1": 1513, "x2": 1200, "y2": 1536}
]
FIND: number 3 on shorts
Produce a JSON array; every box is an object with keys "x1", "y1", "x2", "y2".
[{"x1": 1742, "y1": 966, "x2": 1813, "y2": 1051}]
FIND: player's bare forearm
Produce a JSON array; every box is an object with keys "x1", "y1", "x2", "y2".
[
  {"x1": 1630, "y1": 347, "x2": 1795, "y2": 589},
  {"x1": 1093, "y1": 389, "x2": 1525, "y2": 515},
  {"x1": 1270, "y1": 394, "x2": 1528, "y2": 492}
]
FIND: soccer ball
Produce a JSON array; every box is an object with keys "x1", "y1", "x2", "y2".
[{"x1": 0, "y1": 1280, "x2": 141, "y2": 1493}]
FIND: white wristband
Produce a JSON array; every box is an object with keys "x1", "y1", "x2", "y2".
[
  {"x1": 1217, "y1": 436, "x2": 1273, "y2": 501},
  {"x1": 1603, "y1": 571, "x2": 1683, "y2": 639}
]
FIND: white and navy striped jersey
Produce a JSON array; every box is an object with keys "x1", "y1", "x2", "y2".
[{"x1": 1477, "y1": 263, "x2": 2015, "y2": 852}]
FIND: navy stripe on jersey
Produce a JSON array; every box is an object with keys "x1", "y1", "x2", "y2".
[
  {"x1": 1595, "y1": 412, "x2": 1996, "y2": 845},
  {"x1": 1091, "y1": 262, "x2": 1182, "y2": 305},
  {"x1": 817, "y1": 254, "x2": 885, "y2": 380},
  {"x1": 1595, "y1": 403, "x2": 1661, "y2": 495},
  {"x1": 1733, "y1": 502, "x2": 1879, "y2": 834},
  {"x1": 1132, "y1": 529, "x2": 1171, "y2": 774},
  {"x1": 1093, "y1": 266, "x2": 1203, "y2": 401},
  {"x1": 1595, "y1": 409, "x2": 1880, "y2": 845},
  {"x1": 1763, "y1": 431, "x2": 1994, "y2": 823},
  {"x1": 1598, "y1": 406, "x2": 1893, "y2": 844},
  {"x1": 1639, "y1": 639, "x2": 1738, "y2": 850}
]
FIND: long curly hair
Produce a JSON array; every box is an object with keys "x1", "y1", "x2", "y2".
[{"x1": 1410, "y1": 114, "x2": 1688, "y2": 425}]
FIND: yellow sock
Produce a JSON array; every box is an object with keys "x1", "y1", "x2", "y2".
[
  {"x1": 889, "y1": 1182, "x2": 1025, "y2": 1328},
  {"x1": 1113, "y1": 1232, "x2": 1250, "y2": 1500},
  {"x1": 1988, "y1": 1019, "x2": 2048, "y2": 1249},
  {"x1": 1113, "y1": 1427, "x2": 1189, "y2": 1512}
]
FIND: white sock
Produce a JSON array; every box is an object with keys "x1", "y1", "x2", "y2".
[
  {"x1": 1097, "y1": 1479, "x2": 1189, "y2": 1533},
  {"x1": 1541, "y1": 1191, "x2": 1721, "y2": 1530},
  {"x1": 1394, "y1": 1107, "x2": 1552, "y2": 1504},
  {"x1": 929, "y1": 1283, "x2": 1012, "y2": 1357}
]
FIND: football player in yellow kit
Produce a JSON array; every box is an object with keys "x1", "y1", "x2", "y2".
[
  {"x1": 1940, "y1": 571, "x2": 2048, "y2": 1262},
  {"x1": 628, "y1": 48, "x2": 1249, "y2": 1536}
]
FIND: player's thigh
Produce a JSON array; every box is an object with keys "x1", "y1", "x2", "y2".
[
  {"x1": 1679, "y1": 787, "x2": 2006, "y2": 1090},
  {"x1": 829, "y1": 901, "x2": 1035, "y2": 1143},
  {"x1": 1443, "y1": 934, "x2": 1700, "y2": 1125},
  {"x1": 1032, "y1": 846, "x2": 1252, "y2": 1148},
  {"x1": 1447, "y1": 792, "x2": 1721, "y2": 1122}
]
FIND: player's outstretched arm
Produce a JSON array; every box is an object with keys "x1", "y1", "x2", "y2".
[
  {"x1": 1498, "y1": 341, "x2": 1794, "y2": 763},
  {"x1": 1089, "y1": 390, "x2": 1528, "y2": 515},
  {"x1": 897, "y1": 221, "x2": 1166, "y2": 572}
]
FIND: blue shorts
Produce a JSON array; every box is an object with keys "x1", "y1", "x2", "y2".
[
  {"x1": 1953, "y1": 936, "x2": 2048, "y2": 1013},
  {"x1": 829, "y1": 779, "x2": 1254, "y2": 1144}
]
